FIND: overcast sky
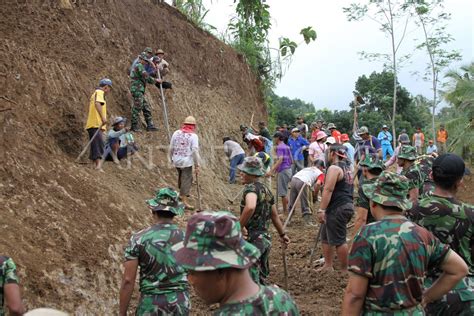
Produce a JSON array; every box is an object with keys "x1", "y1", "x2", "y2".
[{"x1": 186, "y1": 0, "x2": 473, "y2": 111}]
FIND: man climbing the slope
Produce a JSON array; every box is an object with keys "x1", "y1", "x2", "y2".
[
  {"x1": 377, "y1": 124, "x2": 394, "y2": 161},
  {"x1": 119, "y1": 188, "x2": 189, "y2": 316},
  {"x1": 85, "y1": 78, "x2": 112, "y2": 169},
  {"x1": 342, "y1": 171, "x2": 468, "y2": 315},
  {"x1": 238, "y1": 157, "x2": 290, "y2": 284},
  {"x1": 407, "y1": 153, "x2": 474, "y2": 315},
  {"x1": 174, "y1": 211, "x2": 299, "y2": 315},
  {"x1": 130, "y1": 52, "x2": 162, "y2": 132},
  {"x1": 169, "y1": 116, "x2": 201, "y2": 210}
]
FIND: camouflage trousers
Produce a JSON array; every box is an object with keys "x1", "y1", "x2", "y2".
[
  {"x1": 131, "y1": 91, "x2": 154, "y2": 128},
  {"x1": 136, "y1": 291, "x2": 190, "y2": 316},
  {"x1": 248, "y1": 232, "x2": 271, "y2": 285},
  {"x1": 362, "y1": 304, "x2": 424, "y2": 316}
]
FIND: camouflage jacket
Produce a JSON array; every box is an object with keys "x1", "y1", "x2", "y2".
[
  {"x1": 408, "y1": 195, "x2": 474, "y2": 303},
  {"x1": 240, "y1": 181, "x2": 275, "y2": 241},
  {"x1": 0, "y1": 256, "x2": 19, "y2": 316},
  {"x1": 349, "y1": 215, "x2": 450, "y2": 313},
  {"x1": 130, "y1": 62, "x2": 156, "y2": 94},
  {"x1": 213, "y1": 285, "x2": 299, "y2": 315},
  {"x1": 355, "y1": 177, "x2": 376, "y2": 224},
  {"x1": 415, "y1": 155, "x2": 435, "y2": 197},
  {"x1": 124, "y1": 223, "x2": 188, "y2": 295},
  {"x1": 401, "y1": 163, "x2": 424, "y2": 195}
]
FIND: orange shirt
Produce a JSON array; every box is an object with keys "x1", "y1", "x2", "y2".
[{"x1": 437, "y1": 130, "x2": 448, "y2": 143}]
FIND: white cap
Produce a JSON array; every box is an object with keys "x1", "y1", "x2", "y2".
[{"x1": 325, "y1": 136, "x2": 336, "y2": 145}]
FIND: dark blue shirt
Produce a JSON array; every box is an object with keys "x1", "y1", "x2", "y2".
[{"x1": 288, "y1": 136, "x2": 309, "y2": 161}]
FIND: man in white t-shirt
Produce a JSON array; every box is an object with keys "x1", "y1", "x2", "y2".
[
  {"x1": 223, "y1": 137, "x2": 245, "y2": 184},
  {"x1": 169, "y1": 116, "x2": 201, "y2": 210},
  {"x1": 288, "y1": 161, "x2": 324, "y2": 226}
]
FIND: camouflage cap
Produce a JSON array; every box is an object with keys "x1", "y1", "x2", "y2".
[
  {"x1": 138, "y1": 52, "x2": 150, "y2": 61},
  {"x1": 237, "y1": 156, "x2": 264, "y2": 177},
  {"x1": 327, "y1": 123, "x2": 336, "y2": 129},
  {"x1": 357, "y1": 126, "x2": 369, "y2": 135},
  {"x1": 173, "y1": 210, "x2": 261, "y2": 271},
  {"x1": 146, "y1": 187, "x2": 185, "y2": 216},
  {"x1": 363, "y1": 171, "x2": 413, "y2": 211},
  {"x1": 144, "y1": 47, "x2": 153, "y2": 54},
  {"x1": 398, "y1": 145, "x2": 417, "y2": 161},
  {"x1": 359, "y1": 154, "x2": 385, "y2": 171}
]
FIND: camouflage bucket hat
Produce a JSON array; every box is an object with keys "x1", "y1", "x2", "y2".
[
  {"x1": 146, "y1": 187, "x2": 185, "y2": 216},
  {"x1": 237, "y1": 156, "x2": 264, "y2": 177},
  {"x1": 398, "y1": 145, "x2": 417, "y2": 161},
  {"x1": 173, "y1": 211, "x2": 261, "y2": 271},
  {"x1": 359, "y1": 154, "x2": 385, "y2": 171},
  {"x1": 363, "y1": 171, "x2": 413, "y2": 211}
]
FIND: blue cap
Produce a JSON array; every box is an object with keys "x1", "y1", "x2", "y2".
[{"x1": 99, "y1": 78, "x2": 112, "y2": 87}]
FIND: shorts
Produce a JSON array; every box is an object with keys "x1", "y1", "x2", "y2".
[
  {"x1": 177, "y1": 166, "x2": 193, "y2": 196},
  {"x1": 277, "y1": 168, "x2": 292, "y2": 197},
  {"x1": 320, "y1": 202, "x2": 354, "y2": 246},
  {"x1": 87, "y1": 128, "x2": 104, "y2": 161}
]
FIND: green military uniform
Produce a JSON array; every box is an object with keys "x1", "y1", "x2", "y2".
[
  {"x1": 355, "y1": 155, "x2": 385, "y2": 224},
  {"x1": 415, "y1": 155, "x2": 435, "y2": 197},
  {"x1": 173, "y1": 211, "x2": 299, "y2": 316},
  {"x1": 399, "y1": 146, "x2": 424, "y2": 196},
  {"x1": 408, "y1": 195, "x2": 474, "y2": 315},
  {"x1": 349, "y1": 172, "x2": 452, "y2": 315},
  {"x1": 124, "y1": 188, "x2": 189, "y2": 315},
  {"x1": 214, "y1": 285, "x2": 299, "y2": 315},
  {"x1": 240, "y1": 181, "x2": 275, "y2": 284},
  {"x1": 130, "y1": 54, "x2": 157, "y2": 130},
  {"x1": 0, "y1": 256, "x2": 19, "y2": 316}
]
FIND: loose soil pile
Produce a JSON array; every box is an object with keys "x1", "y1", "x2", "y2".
[{"x1": 1, "y1": 1, "x2": 473, "y2": 315}]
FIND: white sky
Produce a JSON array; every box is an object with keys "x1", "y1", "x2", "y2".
[{"x1": 171, "y1": 0, "x2": 474, "y2": 111}]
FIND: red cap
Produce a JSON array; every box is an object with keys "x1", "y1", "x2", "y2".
[{"x1": 341, "y1": 133, "x2": 349, "y2": 142}]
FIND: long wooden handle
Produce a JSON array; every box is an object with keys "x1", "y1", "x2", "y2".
[
  {"x1": 283, "y1": 183, "x2": 307, "y2": 230},
  {"x1": 75, "y1": 128, "x2": 102, "y2": 162}
]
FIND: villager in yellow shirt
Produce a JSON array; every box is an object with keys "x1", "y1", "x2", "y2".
[{"x1": 85, "y1": 78, "x2": 112, "y2": 169}]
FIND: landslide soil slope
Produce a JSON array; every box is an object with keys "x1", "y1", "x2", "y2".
[{"x1": 0, "y1": 0, "x2": 266, "y2": 313}]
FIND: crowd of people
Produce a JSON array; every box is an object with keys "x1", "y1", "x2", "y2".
[{"x1": 1, "y1": 48, "x2": 472, "y2": 315}]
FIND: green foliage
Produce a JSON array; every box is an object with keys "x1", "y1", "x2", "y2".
[
  {"x1": 268, "y1": 92, "x2": 315, "y2": 129},
  {"x1": 442, "y1": 63, "x2": 474, "y2": 161},
  {"x1": 175, "y1": 0, "x2": 216, "y2": 32},
  {"x1": 300, "y1": 26, "x2": 317, "y2": 44},
  {"x1": 279, "y1": 38, "x2": 297, "y2": 57}
]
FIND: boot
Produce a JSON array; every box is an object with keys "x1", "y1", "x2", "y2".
[
  {"x1": 303, "y1": 214, "x2": 316, "y2": 227},
  {"x1": 146, "y1": 122, "x2": 158, "y2": 132},
  {"x1": 180, "y1": 196, "x2": 195, "y2": 210},
  {"x1": 131, "y1": 124, "x2": 141, "y2": 132}
]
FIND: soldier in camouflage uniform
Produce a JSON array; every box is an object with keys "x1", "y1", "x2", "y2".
[
  {"x1": 238, "y1": 156, "x2": 290, "y2": 284},
  {"x1": 342, "y1": 171, "x2": 469, "y2": 315},
  {"x1": 397, "y1": 145, "x2": 424, "y2": 203},
  {"x1": 350, "y1": 154, "x2": 384, "y2": 240},
  {"x1": 407, "y1": 153, "x2": 474, "y2": 315},
  {"x1": 0, "y1": 256, "x2": 24, "y2": 315},
  {"x1": 130, "y1": 52, "x2": 162, "y2": 132},
  {"x1": 174, "y1": 211, "x2": 299, "y2": 315},
  {"x1": 119, "y1": 188, "x2": 189, "y2": 316},
  {"x1": 414, "y1": 154, "x2": 437, "y2": 197}
]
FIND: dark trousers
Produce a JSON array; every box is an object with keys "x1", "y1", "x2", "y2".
[
  {"x1": 87, "y1": 128, "x2": 104, "y2": 161},
  {"x1": 177, "y1": 166, "x2": 193, "y2": 196},
  {"x1": 229, "y1": 154, "x2": 245, "y2": 183}
]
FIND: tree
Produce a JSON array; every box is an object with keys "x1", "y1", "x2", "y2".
[
  {"x1": 409, "y1": 0, "x2": 462, "y2": 146},
  {"x1": 442, "y1": 63, "x2": 474, "y2": 161},
  {"x1": 343, "y1": 0, "x2": 412, "y2": 147}
]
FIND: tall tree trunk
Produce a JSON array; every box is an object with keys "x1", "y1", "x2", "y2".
[
  {"x1": 388, "y1": 1, "x2": 397, "y2": 148},
  {"x1": 432, "y1": 72, "x2": 437, "y2": 146}
]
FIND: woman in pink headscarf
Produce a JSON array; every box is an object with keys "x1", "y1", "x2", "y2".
[{"x1": 308, "y1": 131, "x2": 328, "y2": 164}]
